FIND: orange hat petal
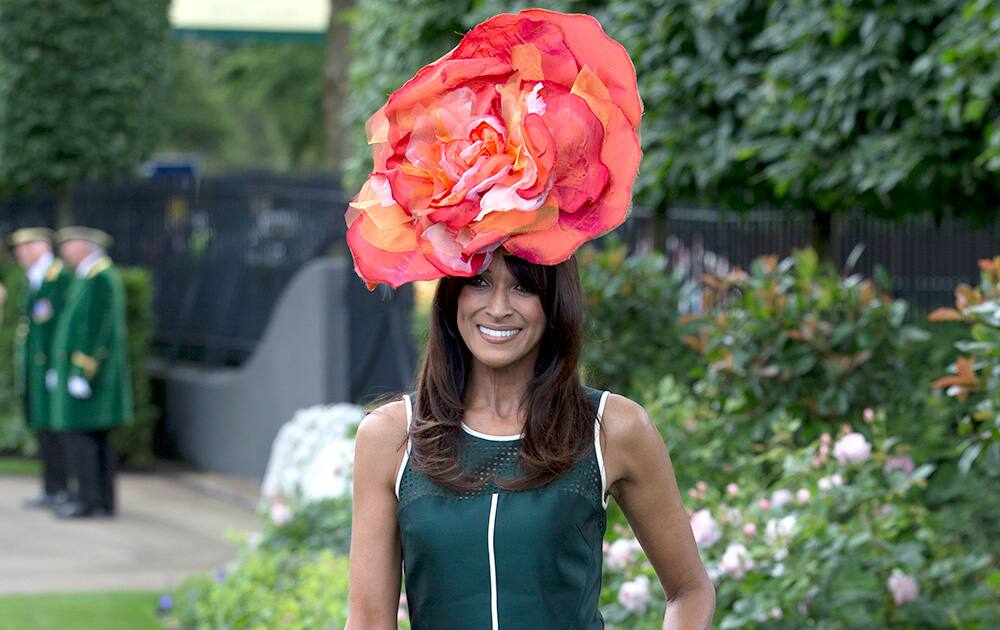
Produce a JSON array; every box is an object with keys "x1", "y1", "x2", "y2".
[{"x1": 345, "y1": 9, "x2": 642, "y2": 288}]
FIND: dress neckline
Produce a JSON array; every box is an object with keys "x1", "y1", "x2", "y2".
[{"x1": 460, "y1": 422, "x2": 523, "y2": 441}]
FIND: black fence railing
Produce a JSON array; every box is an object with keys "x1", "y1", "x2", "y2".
[
  {"x1": 4, "y1": 178, "x2": 998, "y2": 363},
  {"x1": 2, "y1": 174, "x2": 350, "y2": 366},
  {"x1": 618, "y1": 207, "x2": 1000, "y2": 317}
]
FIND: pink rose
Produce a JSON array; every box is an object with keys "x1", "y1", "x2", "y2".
[
  {"x1": 887, "y1": 569, "x2": 919, "y2": 605},
  {"x1": 833, "y1": 432, "x2": 872, "y2": 465},
  {"x1": 884, "y1": 455, "x2": 915, "y2": 476},
  {"x1": 770, "y1": 488, "x2": 793, "y2": 510},
  {"x1": 617, "y1": 575, "x2": 651, "y2": 615},
  {"x1": 690, "y1": 509, "x2": 721, "y2": 549},
  {"x1": 269, "y1": 501, "x2": 293, "y2": 527},
  {"x1": 719, "y1": 543, "x2": 755, "y2": 580}
]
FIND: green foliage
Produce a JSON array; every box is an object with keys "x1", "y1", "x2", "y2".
[
  {"x1": 346, "y1": 0, "x2": 1000, "y2": 225},
  {"x1": 604, "y1": 376, "x2": 1000, "y2": 628},
  {"x1": 918, "y1": 0, "x2": 1000, "y2": 174},
  {"x1": 688, "y1": 249, "x2": 929, "y2": 438},
  {"x1": 161, "y1": 40, "x2": 327, "y2": 172},
  {"x1": 929, "y1": 256, "x2": 1000, "y2": 476},
  {"x1": 0, "y1": 265, "x2": 157, "y2": 465},
  {"x1": 112, "y1": 267, "x2": 157, "y2": 467},
  {"x1": 0, "y1": 0, "x2": 170, "y2": 192},
  {"x1": 602, "y1": 0, "x2": 774, "y2": 214},
  {"x1": 0, "y1": 262, "x2": 30, "y2": 452},
  {"x1": 258, "y1": 498, "x2": 353, "y2": 556},
  {"x1": 165, "y1": 549, "x2": 353, "y2": 630},
  {"x1": 578, "y1": 239, "x2": 698, "y2": 399}
]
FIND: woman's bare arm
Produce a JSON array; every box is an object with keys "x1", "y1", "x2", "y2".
[
  {"x1": 604, "y1": 394, "x2": 716, "y2": 630},
  {"x1": 346, "y1": 401, "x2": 408, "y2": 629}
]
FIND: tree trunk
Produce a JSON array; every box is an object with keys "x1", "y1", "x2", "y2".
[
  {"x1": 323, "y1": 0, "x2": 355, "y2": 180},
  {"x1": 55, "y1": 184, "x2": 73, "y2": 228},
  {"x1": 652, "y1": 205, "x2": 669, "y2": 254},
  {"x1": 811, "y1": 207, "x2": 833, "y2": 262}
]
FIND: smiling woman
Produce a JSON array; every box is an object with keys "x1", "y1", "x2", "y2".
[{"x1": 345, "y1": 9, "x2": 714, "y2": 630}]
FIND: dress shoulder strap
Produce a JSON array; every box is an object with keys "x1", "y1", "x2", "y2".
[
  {"x1": 593, "y1": 389, "x2": 610, "y2": 508},
  {"x1": 394, "y1": 393, "x2": 414, "y2": 500}
]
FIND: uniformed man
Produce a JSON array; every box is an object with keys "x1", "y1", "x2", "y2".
[
  {"x1": 50, "y1": 227, "x2": 134, "y2": 519},
  {"x1": 7, "y1": 228, "x2": 74, "y2": 509}
]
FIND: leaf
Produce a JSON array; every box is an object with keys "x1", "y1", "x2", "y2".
[
  {"x1": 928, "y1": 307, "x2": 963, "y2": 322},
  {"x1": 958, "y1": 442, "x2": 984, "y2": 474}
]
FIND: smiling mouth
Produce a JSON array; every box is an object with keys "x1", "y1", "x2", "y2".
[{"x1": 477, "y1": 325, "x2": 522, "y2": 340}]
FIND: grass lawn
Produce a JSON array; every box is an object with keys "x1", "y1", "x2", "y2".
[
  {"x1": 0, "y1": 591, "x2": 163, "y2": 630},
  {"x1": 0, "y1": 456, "x2": 40, "y2": 476}
]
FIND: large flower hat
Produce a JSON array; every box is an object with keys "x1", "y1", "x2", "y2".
[{"x1": 345, "y1": 9, "x2": 643, "y2": 289}]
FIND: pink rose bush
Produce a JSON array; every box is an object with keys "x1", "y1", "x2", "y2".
[{"x1": 599, "y1": 377, "x2": 999, "y2": 628}]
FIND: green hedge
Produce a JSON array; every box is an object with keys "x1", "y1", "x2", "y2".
[{"x1": 0, "y1": 263, "x2": 157, "y2": 466}]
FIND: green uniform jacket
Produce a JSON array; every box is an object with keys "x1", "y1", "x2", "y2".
[
  {"x1": 51, "y1": 257, "x2": 134, "y2": 432},
  {"x1": 13, "y1": 259, "x2": 73, "y2": 430}
]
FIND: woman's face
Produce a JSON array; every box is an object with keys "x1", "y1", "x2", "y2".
[{"x1": 456, "y1": 255, "x2": 547, "y2": 371}]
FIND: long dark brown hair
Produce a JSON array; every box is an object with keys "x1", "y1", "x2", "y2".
[{"x1": 408, "y1": 252, "x2": 595, "y2": 492}]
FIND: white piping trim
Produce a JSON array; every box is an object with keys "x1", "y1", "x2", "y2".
[
  {"x1": 488, "y1": 493, "x2": 500, "y2": 630},
  {"x1": 461, "y1": 422, "x2": 523, "y2": 441},
  {"x1": 595, "y1": 390, "x2": 610, "y2": 508},
  {"x1": 394, "y1": 395, "x2": 413, "y2": 500}
]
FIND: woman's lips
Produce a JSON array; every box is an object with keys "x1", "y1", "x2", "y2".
[{"x1": 477, "y1": 324, "x2": 522, "y2": 344}]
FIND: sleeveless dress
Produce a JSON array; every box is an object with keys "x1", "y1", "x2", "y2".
[{"x1": 395, "y1": 386, "x2": 611, "y2": 630}]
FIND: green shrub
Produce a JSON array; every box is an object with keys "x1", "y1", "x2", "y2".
[
  {"x1": 687, "y1": 248, "x2": 928, "y2": 441},
  {"x1": 112, "y1": 267, "x2": 157, "y2": 467},
  {"x1": 165, "y1": 549, "x2": 353, "y2": 630},
  {"x1": 578, "y1": 239, "x2": 699, "y2": 399},
  {"x1": 601, "y1": 376, "x2": 1000, "y2": 629},
  {"x1": 928, "y1": 255, "x2": 1000, "y2": 476},
  {"x1": 258, "y1": 498, "x2": 352, "y2": 556},
  {"x1": 0, "y1": 262, "x2": 30, "y2": 452}
]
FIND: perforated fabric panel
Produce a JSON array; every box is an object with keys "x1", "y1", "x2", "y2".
[{"x1": 397, "y1": 389, "x2": 606, "y2": 513}]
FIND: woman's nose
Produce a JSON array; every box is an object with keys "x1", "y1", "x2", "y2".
[{"x1": 485, "y1": 286, "x2": 513, "y2": 319}]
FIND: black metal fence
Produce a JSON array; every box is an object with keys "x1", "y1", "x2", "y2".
[
  {"x1": 4, "y1": 178, "x2": 999, "y2": 364},
  {"x1": 2, "y1": 174, "x2": 349, "y2": 365},
  {"x1": 618, "y1": 207, "x2": 1000, "y2": 317}
]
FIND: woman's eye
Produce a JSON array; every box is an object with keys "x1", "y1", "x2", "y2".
[
  {"x1": 470, "y1": 275, "x2": 489, "y2": 287},
  {"x1": 514, "y1": 284, "x2": 534, "y2": 295}
]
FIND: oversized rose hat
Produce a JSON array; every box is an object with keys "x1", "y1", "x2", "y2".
[{"x1": 345, "y1": 9, "x2": 643, "y2": 289}]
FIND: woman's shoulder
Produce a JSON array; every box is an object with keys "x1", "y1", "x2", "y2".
[
  {"x1": 597, "y1": 391, "x2": 657, "y2": 449},
  {"x1": 354, "y1": 398, "x2": 410, "y2": 462}
]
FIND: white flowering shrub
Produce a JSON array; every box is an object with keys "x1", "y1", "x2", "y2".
[{"x1": 261, "y1": 403, "x2": 363, "y2": 508}]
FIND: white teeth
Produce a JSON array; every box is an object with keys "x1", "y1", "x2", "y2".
[{"x1": 478, "y1": 325, "x2": 520, "y2": 339}]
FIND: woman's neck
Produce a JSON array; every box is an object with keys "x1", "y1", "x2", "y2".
[{"x1": 465, "y1": 356, "x2": 535, "y2": 421}]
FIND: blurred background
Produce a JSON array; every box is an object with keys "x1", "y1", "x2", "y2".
[{"x1": 0, "y1": 0, "x2": 998, "y2": 628}]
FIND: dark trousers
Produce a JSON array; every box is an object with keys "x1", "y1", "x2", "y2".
[
  {"x1": 36, "y1": 430, "x2": 69, "y2": 497},
  {"x1": 62, "y1": 430, "x2": 116, "y2": 513}
]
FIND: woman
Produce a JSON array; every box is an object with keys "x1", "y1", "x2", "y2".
[
  {"x1": 344, "y1": 9, "x2": 714, "y2": 628},
  {"x1": 348, "y1": 253, "x2": 715, "y2": 628}
]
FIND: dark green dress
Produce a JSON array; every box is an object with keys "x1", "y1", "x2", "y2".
[{"x1": 396, "y1": 387, "x2": 610, "y2": 629}]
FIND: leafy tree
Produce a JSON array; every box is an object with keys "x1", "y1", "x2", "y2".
[
  {"x1": 0, "y1": 0, "x2": 170, "y2": 220},
  {"x1": 345, "y1": 1, "x2": 1000, "y2": 256},
  {"x1": 161, "y1": 39, "x2": 328, "y2": 173}
]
